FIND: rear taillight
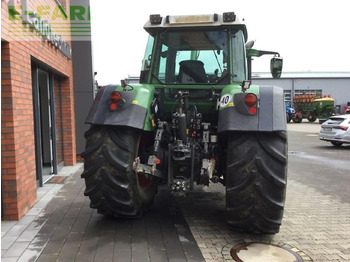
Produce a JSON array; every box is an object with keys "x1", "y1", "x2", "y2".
[
  {"x1": 111, "y1": 91, "x2": 122, "y2": 102},
  {"x1": 244, "y1": 93, "x2": 258, "y2": 114},
  {"x1": 110, "y1": 91, "x2": 122, "y2": 111},
  {"x1": 110, "y1": 103, "x2": 117, "y2": 111},
  {"x1": 333, "y1": 126, "x2": 348, "y2": 131},
  {"x1": 244, "y1": 93, "x2": 257, "y2": 106}
]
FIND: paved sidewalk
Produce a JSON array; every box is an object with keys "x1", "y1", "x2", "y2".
[
  {"x1": 1, "y1": 164, "x2": 204, "y2": 262},
  {"x1": 175, "y1": 179, "x2": 350, "y2": 261},
  {"x1": 1, "y1": 164, "x2": 82, "y2": 261}
]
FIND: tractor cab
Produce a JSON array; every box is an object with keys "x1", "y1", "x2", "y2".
[{"x1": 141, "y1": 12, "x2": 282, "y2": 85}]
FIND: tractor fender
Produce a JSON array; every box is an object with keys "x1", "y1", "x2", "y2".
[
  {"x1": 218, "y1": 85, "x2": 286, "y2": 133},
  {"x1": 85, "y1": 85, "x2": 153, "y2": 130}
]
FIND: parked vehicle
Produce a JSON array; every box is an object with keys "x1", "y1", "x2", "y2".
[
  {"x1": 293, "y1": 94, "x2": 335, "y2": 123},
  {"x1": 285, "y1": 100, "x2": 295, "y2": 123},
  {"x1": 82, "y1": 12, "x2": 288, "y2": 234},
  {"x1": 292, "y1": 111, "x2": 303, "y2": 123},
  {"x1": 344, "y1": 104, "x2": 350, "y2": 114},
  {"x1": 319, "y1": 115, "x2": 350, "y2": 147}
]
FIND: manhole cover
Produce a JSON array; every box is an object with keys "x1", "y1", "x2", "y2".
[{"x1": 230, "y1": 242, "x2": 312, "y2": 262}]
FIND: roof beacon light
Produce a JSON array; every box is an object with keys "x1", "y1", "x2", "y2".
[
  {"x1": 223, "y1": 12, "x2": 236, "y2": 22},
  {"x1": 150, "y1": 14, "x2": 162, "y2": 25}
]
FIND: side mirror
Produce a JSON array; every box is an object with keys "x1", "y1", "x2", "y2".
[
  {"x1": 270, "y1": 57, "x2": 283, "y2": 78},
  {"x1": 245, "y1": 40, "x2": 255, "y2": 49}
]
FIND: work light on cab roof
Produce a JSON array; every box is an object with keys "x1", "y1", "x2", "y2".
[
  {"x1": 149, "y1": 12, "x2": 237, "y2": 25},
  {"x1": 148, "y1": 12, "x2": 241, "y2": 27}
]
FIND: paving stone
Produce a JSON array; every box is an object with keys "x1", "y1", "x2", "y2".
[
  {"x1": 26, "y1": 218, "x2": 47, "y2": 231},
  {"x1": 5, "y1": 225, "x2": 28, "y2": 237},
  {"x1": 40, "y1": 240, "x2": 64, "y2": 256},
  {"x1": 16, "y1": 216, "x2": 37, "y2": 226},
  {"x1": 17, "y1": 229, "x2": 40, "y2": 242},
  {"x1": 36, "y1": 254, "x2": 59, "y2": 262},
  {"x1": 75, "y1": 237, "x2": 99, "y2": 262},
  {"x1": 146, "y1": 224, "x2": 166, "y2": 250},
  {"x1": 149, "y1": 249, "x2": 168, "y2": 262},
  {"x1": 1, "y1": 221, "x2": 17, "y2": 232},
  {"x1": 1, "y1": 257, "x2": 19, "y2": 262},
  {"x1": 94, "y1": 231, "x2": 115, "y2": 261},
  {"x1": 1, "y1": 236, "x2": 18, "y2": 249},
  {"x1": 49, "y1": 226, "x2": 71, "y2": 242},
  {"x1": 2, "y1": 242, "x2": 30, "y2": 257},
  {"x1": 56, "y1": 242, "x2": 80, "y2": 262},
  {"x1": 113, "y1": 250, "x2": 131, "y2": 261},
  {"x1": 132, "y1": 248, "x2": 151, "y2": 261},
  {"x1": 17, "y1": 247, "x2": 42, "y2": 262}
]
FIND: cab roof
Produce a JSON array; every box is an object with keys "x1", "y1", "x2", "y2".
[{"x1": 144, "y1": 12, "x2": 248, "y2": 41}]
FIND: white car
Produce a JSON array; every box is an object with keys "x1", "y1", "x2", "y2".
[{"x1": 319, "y1": 115, "x2": 350, "y2": 147}]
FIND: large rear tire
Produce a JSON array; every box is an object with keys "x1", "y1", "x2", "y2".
[
  {"x1": 226, "y1": 132, "x2": 287, "y2": 234},
  {"x1": 331, "y1": 141, "x2": 343, "y2": 147},
  {"x1": 307, "y1": 114, "x2": 316, "y2": 122},
  {"x1": 286, "y1": 113, "x2": 291, "y2": 123},
  {"x1": 81, "y1": 125, "x2": 159, "y2": 217}
]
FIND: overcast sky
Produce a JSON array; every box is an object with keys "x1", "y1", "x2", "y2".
[{"x1": 90, "y1": 0, "x2": 350, "y2": 85}]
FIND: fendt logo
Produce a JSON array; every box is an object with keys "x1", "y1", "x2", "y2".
[{"x1": 6, "y1": 0, "x2": 91, "y2": 59}]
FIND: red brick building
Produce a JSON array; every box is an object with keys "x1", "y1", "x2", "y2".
[{"x1": 1, "y1": 0, "x2": 79, "y2": 220}]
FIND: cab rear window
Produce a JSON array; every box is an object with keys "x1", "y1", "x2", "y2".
[{"x1": 325, "y1": 117, "x2": 345, "y2": 125}]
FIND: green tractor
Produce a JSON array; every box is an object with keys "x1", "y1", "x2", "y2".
[{"x1": 82, "y1": 12, "x2": 287, "y2": 234}]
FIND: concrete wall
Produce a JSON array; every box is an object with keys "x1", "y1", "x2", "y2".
[
  {"x1": 71, "y1": 0, "x2": 95, "y2": 155},
  {"x1": 72, "y1": 41, "x2": 94, "y2": 155}
]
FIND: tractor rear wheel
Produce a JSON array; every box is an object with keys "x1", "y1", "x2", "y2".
[
  {"x1": 81, "y1": 125, "x2": 159, "y2": 217},
  {"x1": 292, "y1": 114, "x2": 302, "y2": 123},
  {"x1": 226, "y1": 132, "x2": 287, "y2": 234},
  {"x1": 307, "y1": 114, "x2": 316, "y2": 122},
  {"x1": 286, "y1": 113, "x2": 291, "y2": 123}
]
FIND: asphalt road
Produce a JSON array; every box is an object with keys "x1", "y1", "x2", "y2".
[{"x1": 287, "y1": 121, "x2": 350, "y2": 203}]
